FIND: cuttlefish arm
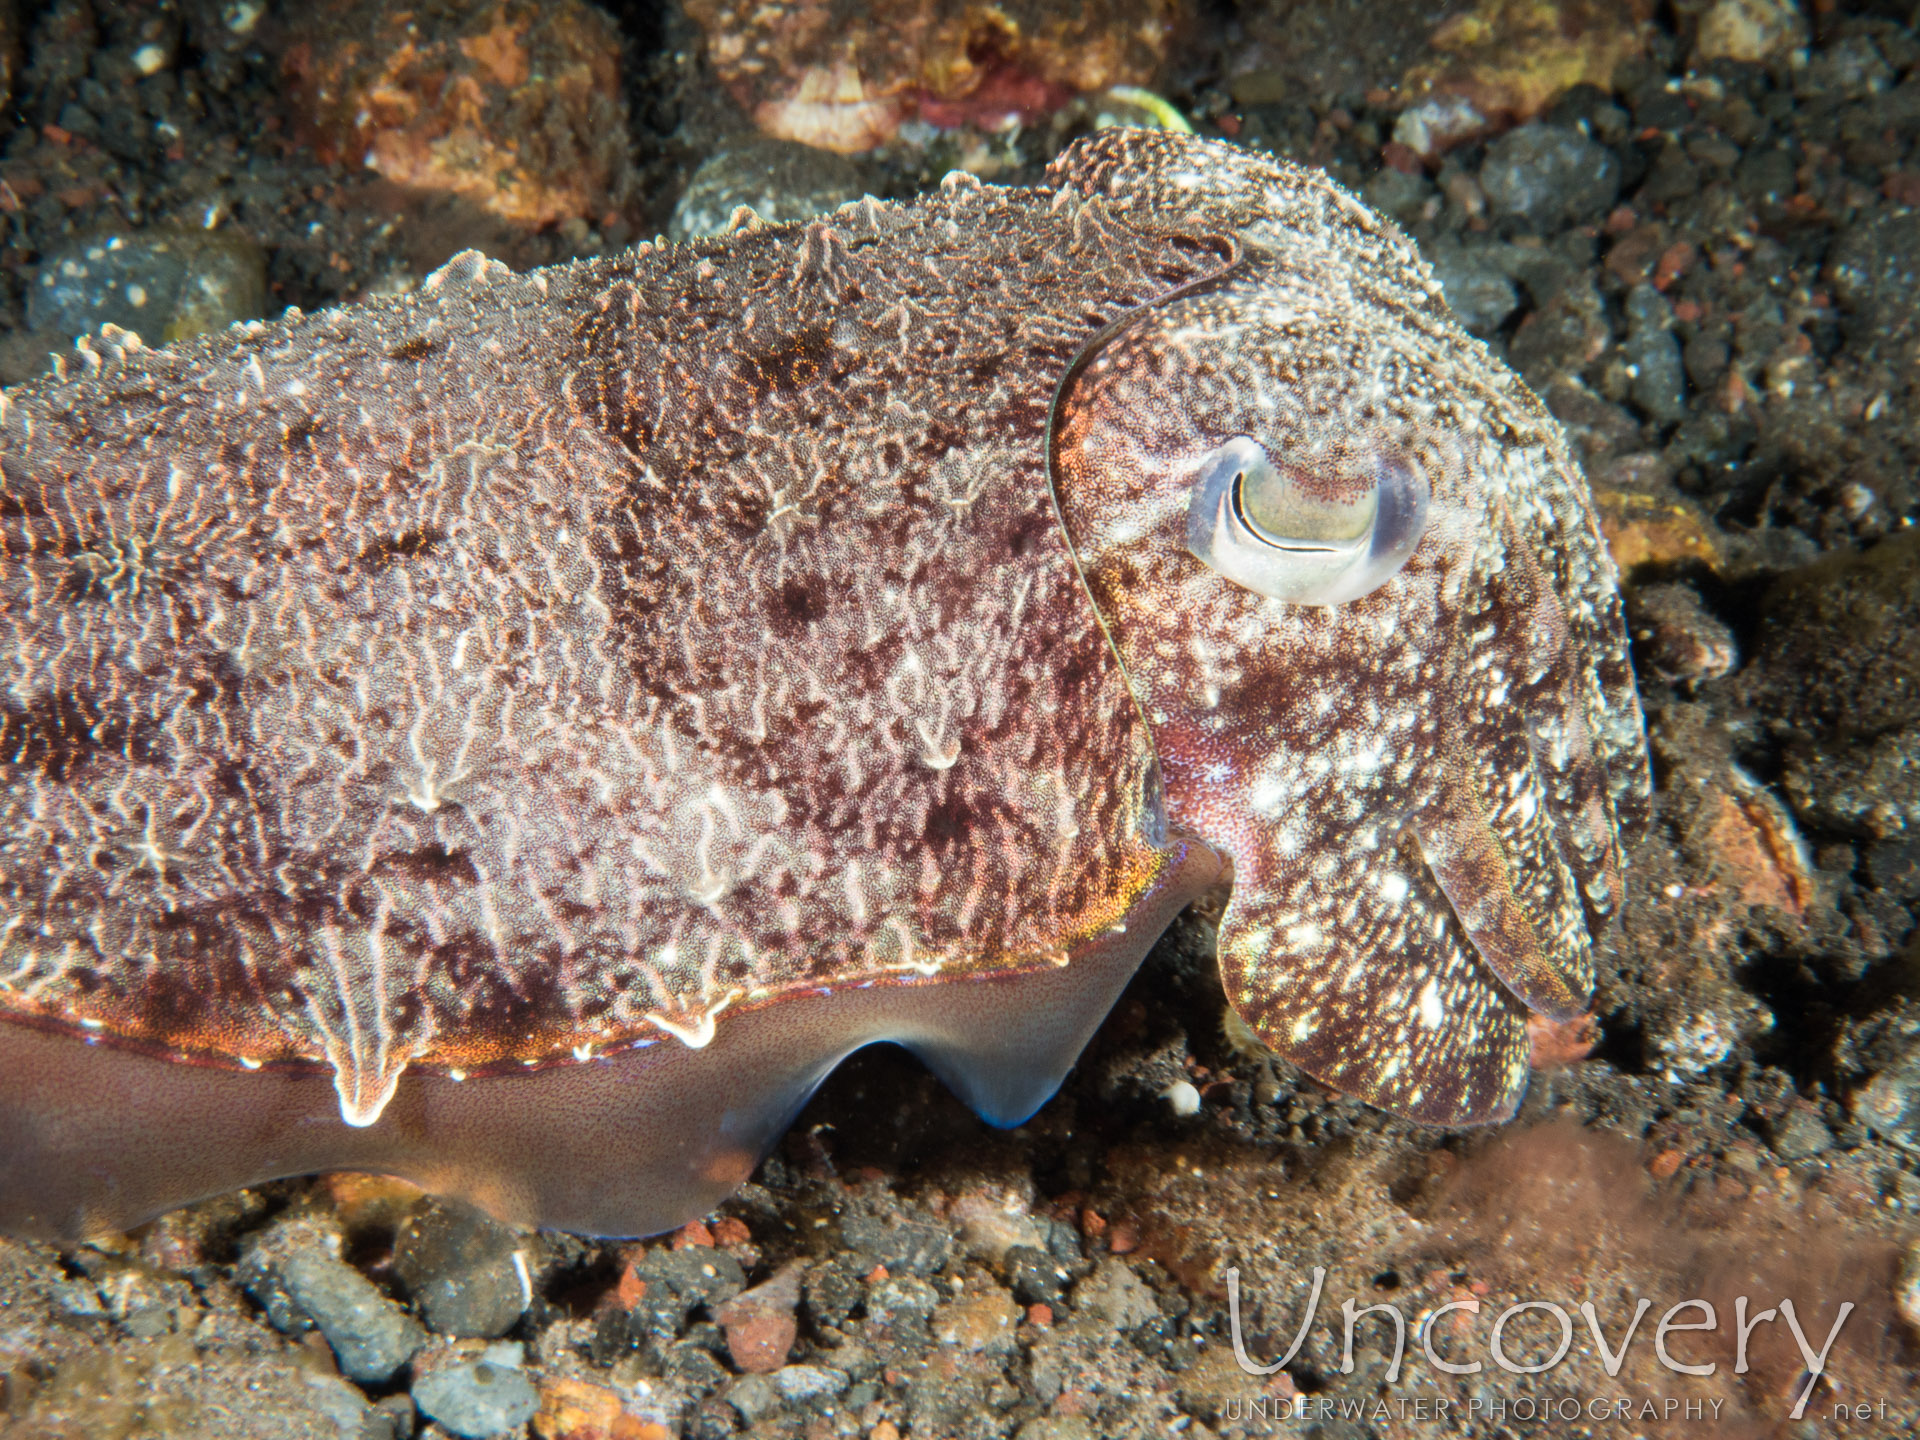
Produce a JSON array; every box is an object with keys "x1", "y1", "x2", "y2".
[{"x1": 1048, "y1": 132, "x2": 1650, "y2": 1123}]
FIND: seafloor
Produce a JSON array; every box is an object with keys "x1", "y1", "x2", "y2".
[{"x1": 2, "y1": 1, "x2": 1920, "y2": 1437}]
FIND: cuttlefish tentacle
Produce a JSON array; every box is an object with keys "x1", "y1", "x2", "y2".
[
  {"x1": 1408, "y1": 498, "x2": 1626, "y2": 1019},
  {"x1": 1194, "y1": 740, "x2": 1537, "y2": 1125}
]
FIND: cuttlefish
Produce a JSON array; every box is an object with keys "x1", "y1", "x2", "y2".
[{"x1": 0, "y1": 132, "x2": 1647, "y2": 1240}]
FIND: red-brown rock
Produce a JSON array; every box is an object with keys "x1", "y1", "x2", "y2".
[
  {"x1": 283, "y1": 0, "x2": 632, "y2": 230},
  {"x1": 683, "y1": 0, "x2": 1183, "y2": 153}
]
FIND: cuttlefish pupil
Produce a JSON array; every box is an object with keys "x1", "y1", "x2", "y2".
[{"x1": 1184, "y1": 437, "x2": 1430, "y2": 606}]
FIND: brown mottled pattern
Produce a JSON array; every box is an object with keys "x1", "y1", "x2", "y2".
[
  {"x1": 1050, "y1": 133, "x2": 1648, "y2": 1123},
  {"x1": 0, "y1": 132, "x2": 1648, "y2": 1136},
  {"x1": 0, "y1": 174, "x2": 1207, "y2": 1125}
]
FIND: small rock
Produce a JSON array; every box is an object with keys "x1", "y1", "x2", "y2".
[
  {"x1": 669, "y1": 139, "x2": 867, "y2": 242},
  {"x1": 1591, "y1": 471, "x2": 1722, "y2": 574},
  {"x1": 1003, "y1": 1246, "x2": 1074, "y2": 1310},
  {"x1": 1853, "y1": 1041, "x2": 1920, "y2": 1140},
  {"x1": 948, "y1": 1184, "x2": 1049, "y2": 1262},
  {"x1": 392, "y1": 1199, "x2": 530, "y2": 1339},
  {"x1": 1479, "y1": 123, "x2": 1621, "y2": 231},
  {"x1": 1430, "y1": 247, "x2": 1521, "y2": 335},
  {"x1": 300, "y1": 1374, "x2": 373, "y2": 1436},
  {"x1": 28, "y1": 229, "x2": 267, "y2": 346},
  {"x1": 932, "y1": 1283, "x2": 1021, "y2": 1354},
  {"x1": 98, "y1": 1264, "x2": 193, "y2": 1338},
  {"x1": 712, "y1": 1262, "x2": 803, "y2": 1374},
  {"x1": 1068, "y1": 1259, "x2": 1159, "y2": 1332},
  {"x1": 1160, "y1": 1080, "x2": 1202, "y2": 1117},
  {"x1": 366, "y1": 1393, "x2": 418, "y2": 1440},
  {"x1": 1693, "y1": 0, "x2": 1808, "y2": 65},
  {"x1": 1392, "y1": 95, "x2": 1490, "y2": 161},
  {"x1": 803, "y1": 1257, "x2": 866, "y2": 1330},
  {"x1": 1769, "y1": 1104, "x2": 1834, "y2": 1161},
  {"x1": 414, "y1": 1356, "x2": 541, "y2": 1438},
  {"x1": 1015, "y1": 1417, "x2": 1097, "y2": 1440},
  {"x1": 281, "y1": 1246, "x2": 427, "y2": 1384},
  {"x1": 1653, "y1": 1011, "x2": 1736, "y2": 1082},
  {"x1": 623, "y1": 1245, "x2": 747, "y2": 1342},
  {"x1": 284, "y1": 0, "x2": 632, "y2": 231},
  {"x1": 1393, "y1": 0, "x2": 1646, "y2": 157},
  {"x1": 1629, "y1": 584, "x2": 1737, "y2": 683},
  {"x1": 1831, "y1": 212, "x2": 1920, "y2": 359},
  {"x1": 532, "y1": 1375, "x2": 671, "y2": 1440},
  {"x1": 839, "y1": 1212, "x2": 952, "y2": 1275},
  {"x1": 723, "y1": 1372, "x2": 780, "y2": 1424},
  {"x1": 1362, "y1": 168, "x2": 1435, "y2": 227},
  {"x1": 864, "y1": 1275, "x2": 940, "y2": 1337},
  {"x1": 242, "y1": 1222, "x2": 426, "y2": 1383},
  {"x1": 1623, "y1": 283, "x2": 1687, "y2": 423},
  {"x1": 49, "y1": 1276, "x2": 109, "y2": 1326},
  {"x1": 769, "y1": 1364, "x2": 849, "y2": 1405},
  {"x1": 683, "y1": 0, "x2": 1176, "y2": 153},
  {"x1": 1896, "y1": 1243, "x2": 1920, "y2": 1335},
  {"x1": 1795, "y1": 33, "x2": 1892, "y2": 104}
]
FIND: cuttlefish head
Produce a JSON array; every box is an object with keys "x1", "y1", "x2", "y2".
[{"x1": 1047, "y1": 134, "x2": 1650, "y2": 1124}]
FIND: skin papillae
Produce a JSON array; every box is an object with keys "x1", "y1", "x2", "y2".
[{"x1": 0, "y1": 133, "x2": 1647, "y2": 1240}]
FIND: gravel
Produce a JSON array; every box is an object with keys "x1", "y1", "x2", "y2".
[
  {"x1": 411, "y1": 1352, "x2": 540, "y2": 1438},
  {"x1": 1479, "y1": 122, "x2": 1623, "y2": 230}
]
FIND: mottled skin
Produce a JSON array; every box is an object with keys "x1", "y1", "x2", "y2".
[
  {"x1": 0, "y1": 133, "x2": 1647, "y2": 1232},
  {"x1": 1052, "y1": 138, "x2": 1647, "y2": 1121}
]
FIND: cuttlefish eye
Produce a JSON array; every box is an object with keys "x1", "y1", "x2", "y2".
[{"x1": 1184, "y1": 437, "x2": 1430, "y2": 606}]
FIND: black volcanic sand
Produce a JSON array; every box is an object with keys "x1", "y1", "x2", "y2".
[{"x1": 3, "y1": 2, "x2": 1920, "y2": 1438}]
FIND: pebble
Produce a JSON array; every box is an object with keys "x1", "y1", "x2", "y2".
[
  {"x1": 1796, "y1": 33, "x2": 1893, "y2": 104},
  {"x1": 931, "y1": 1283, "x2": 1021, "y2": 1354},
  {"x1": 1479, "y1": 123, "x2": 1621, "y2": 231},
  {"x1": 1769, "y1": 1104, "x2": 1835, "y2": 1161},
  {"x1": 27, "y1": 228, "x2": 266, "y2": 347},
  {"x1": 281, "y1": 1246, "x2": 426, "y2": 1384},
  {"x1": 240, "y1": 1222, "x2": 425, "y2": 1383},
  {"x1": 392, "y1": 1199, "x2": 530, "y2": 1339},
  {"x1": 1392, "y1": 95, "x2": 1488, "y2": 161},
  {"x1": 618, "y1": 1245, "x2": 747, "y2": 1348},
  {"x1": 769, "y1": 1363, "x2": 850, "y2": 1405},
  {"x1": 1623, "y1": 283, "x2": 1687, "y2": 423},
  {"x1": 711, "y1": 1262, "x2": 803, "y2": 1374},
  {"x1": 864, "y1": 1275, "x2": 940, "y2": 1337},
  {"x1": 669, "y1": 139, "x2": 866, "y2": 242},
  {"x1": 1003, "y1": 1245, "x2": 1074, "y2": 1310},
  {"x1": 1830, "y1": 211, "x2": 1920, "y2": 357},
  {"x1": 1160, "y1": 1080, "x2": 1202, "y2": 1117},
  {"x1": 366, "y1": 1393, "x2": 418, "y2": 1440},
  {"x1": 724, "y1": 1373, "x2": 780, "y2": 1424},
  {"x1": 1429, "y1": 246, "x2": 1521, "y2": 336},
  {"x1": 839, "y1": 1212, "x2": 953, "y2": 1276},
  {"x1": 1853, "y1": 1031, "x2": 1920, "y2": 1141},
  {"x1": 1630, "y1": 584, "x2": 1738, "y2": 682},
  {"x1": 1068, "y1": 1259, "x2": 1160, "y2": 1332},
  {"x1": 803, "y1": 1256, "x2": 866, "y2": 1330},
  {"x1": 283, "y1": 0, "x2": 631, "y2": 231},
  {"x1": 1694, "y1": 0, "x2": 1807, "y2": 64},
  {"x1": 1897, "y1": 1242, "x2": 1920, "y2": 1334},
  {"x1": 414, "y1": 1351, "x2": 541, "y2": 1438},
  {"x1": 301, "y1": 1374, "x2": 374, "y2": 1436},
  {"x1": 948, "y1": 1185, "x2": 1049, "y2": 1262},
  {"x1": 1653, "y1": 1011, "x2": 1736, "y2": 1082},
  {"x1": 1361, "y1": 167, "x2": 1435, "y2": 227}
]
